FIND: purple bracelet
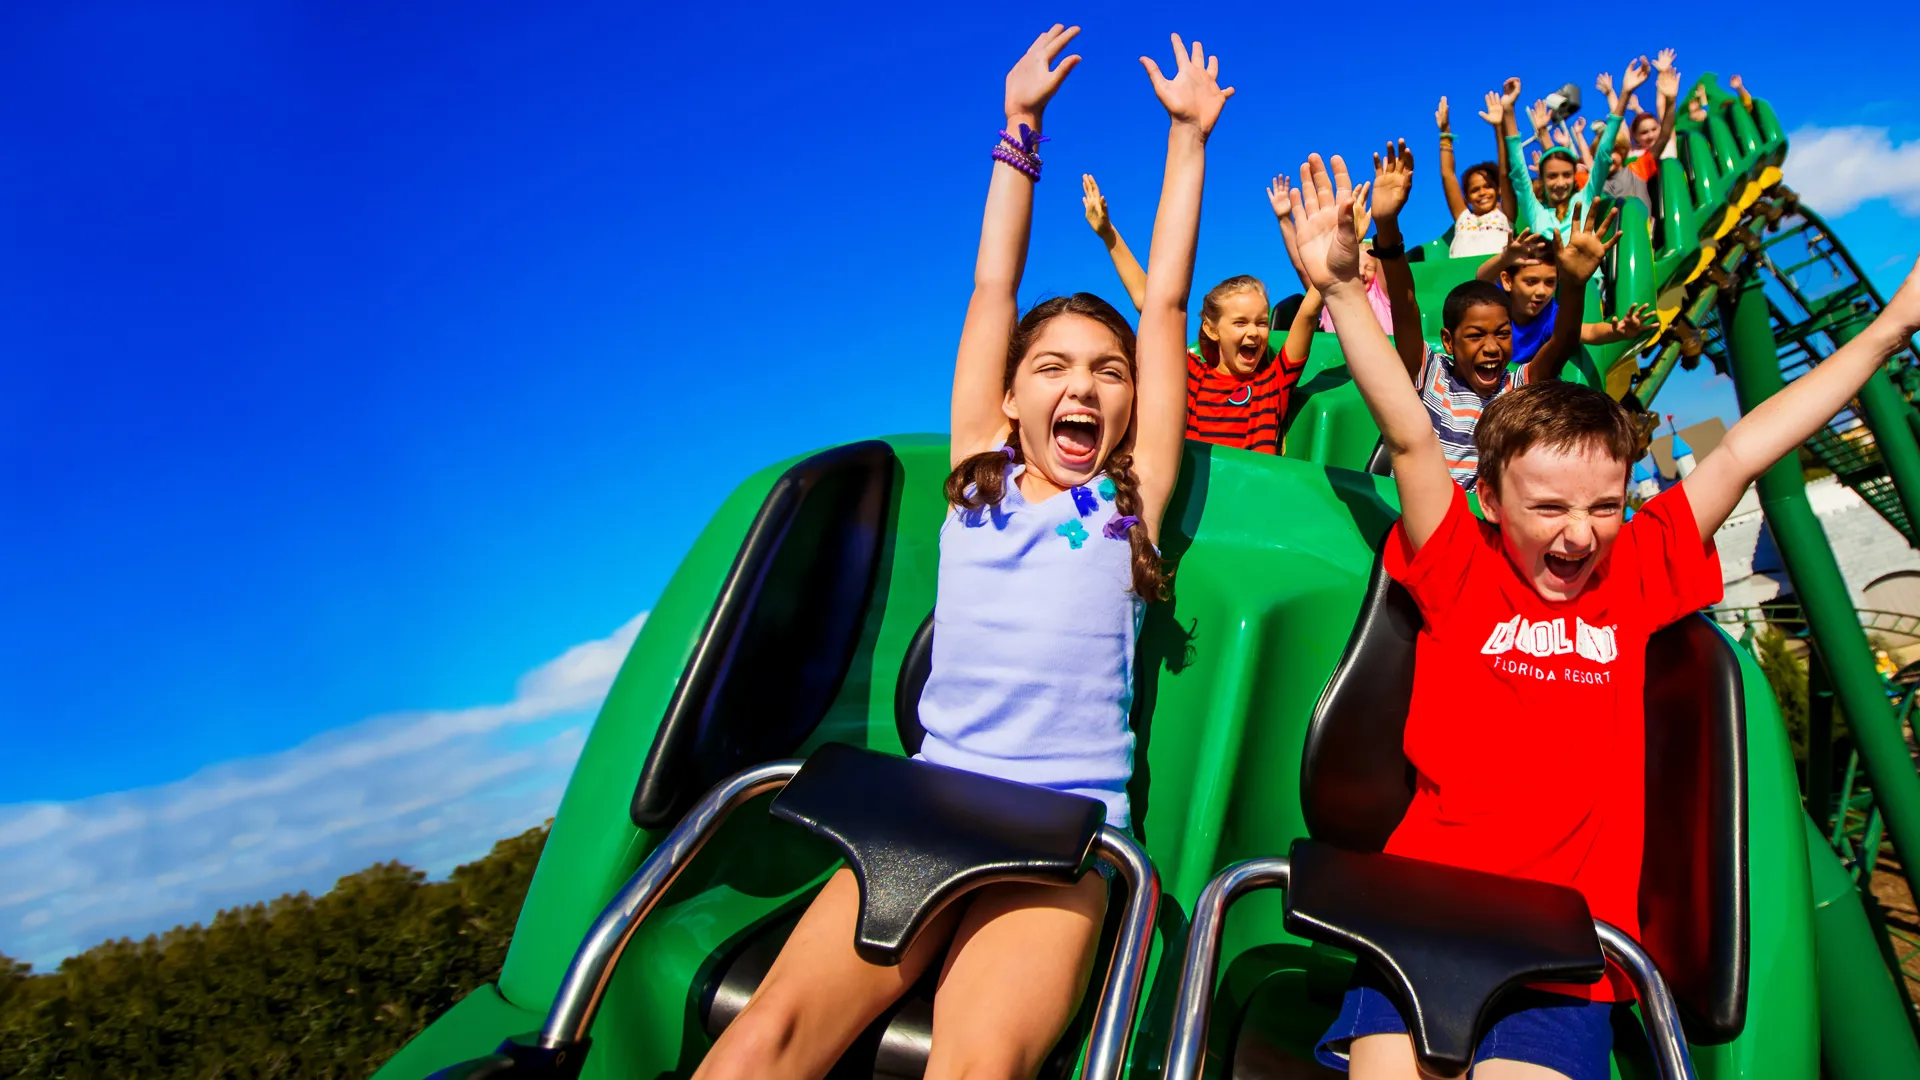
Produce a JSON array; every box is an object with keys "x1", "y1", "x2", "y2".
[
  {"x1": 991, "y1": 123, "x2": 1049, "y2": 181},
  {"x1": 999, "y1": 123, "x2": 1049, "y2": 157},
  {"x1": 992, "y1": 145, "x2": 1041, "y2": 181}
]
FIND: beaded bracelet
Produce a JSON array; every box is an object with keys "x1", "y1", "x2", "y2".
[
  {"x1": 991, "y1": 123, "x2": 1050, "y2": 181},
  {"x1": 992, "y1": 145, "x2": 1041, "y2": 181}
]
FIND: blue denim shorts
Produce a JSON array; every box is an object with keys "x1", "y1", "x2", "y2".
[{"x1": 1314, "y1": 964, "x2": 1614, "y2": 1080}]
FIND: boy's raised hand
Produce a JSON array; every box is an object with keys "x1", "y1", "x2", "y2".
[
  {"x1": 1005, "y1": 24, "x2": 1081, "y2": 123},
  {"x1": 1370, "y1": 139, "x2": 1415, "y2": 222},
  {"x1": 1728, "y1": 73, "x2": 1745, "y2": 93},
  {"x1": 1285, "y1": 155, "x2": 1364, "y2": 294},
  {"x1": 1558, "y1": 201, "x2": 1620, "y2": 282},
  {"x1": 1141, "y1": 34, "x2": 1234, "y2": 137},
  {"x1": 1082, "y1": 174, "x2": 1111, "y2": 233},
  {"x1": 1528, "y1": 99, "x2": 1552, "y2": 132},
  {"x1": 1436, "y1": 96, "x2": 1450, "y2": 132},
  {"x1": 1612, "y1": 302, "x2": 1656, "y2": 341}
]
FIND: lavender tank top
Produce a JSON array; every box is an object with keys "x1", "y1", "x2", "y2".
[{"x1": 915, "y1": 462, "x2": 1144, "y2": 828}]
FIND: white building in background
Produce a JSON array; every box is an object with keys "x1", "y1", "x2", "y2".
[
  {"x1": 1713, "y1": 476, "x2": 1920, "y2": 615},
  {"x1": 1639, "y1": 416, "x2": 1920, "y2": 621}
]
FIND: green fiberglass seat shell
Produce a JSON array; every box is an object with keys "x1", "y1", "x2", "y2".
[{"x1": 375, "y1": 436, "x2": 1818, "y2": 1080}]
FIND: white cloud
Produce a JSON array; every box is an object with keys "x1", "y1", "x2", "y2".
[
  {"x1": 0, "y1": 613, "x2": 645, "y2": 972},
  {"x1": 1783, "y1": 125, "x2": 1920, "y2": 217}
]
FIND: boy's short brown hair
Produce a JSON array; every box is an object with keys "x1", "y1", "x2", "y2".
[{"x1": 1475, "y1": 381, "x2": 1639, "y2": 494}]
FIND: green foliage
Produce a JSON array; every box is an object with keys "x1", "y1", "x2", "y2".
[
  {"x1": 0, "y1": 823, "x2": 548, "y2": 1079},
  {"x1": 1756, "y1": 627, "x2": 1811, "y2": 763}
]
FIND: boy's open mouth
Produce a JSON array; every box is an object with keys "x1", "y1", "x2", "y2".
[
  {"x1": 1053, "y1": 411, "x2": 1100, "y2": 468},
  {"x1": 1473, "y1": 358, "x2": 1506, "y2": 384},
  {"x1": 1544, "y1": 551, "x2": 1590, "y2": 585}
]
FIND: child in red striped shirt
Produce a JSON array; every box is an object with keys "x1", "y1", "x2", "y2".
[{"x1": 1083, "y1": 175, "x2": 1313, "y2": 455}]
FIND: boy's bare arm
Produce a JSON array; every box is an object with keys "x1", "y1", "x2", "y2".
[
  {"x1": 1370, "y1": 139, "x2": 1426, "y2": 378},
  {"x1": 1286, "y1": 154, "x2": 1453, "y2": 548},
  {"x1": 1527, "y1": 204, "x2": 1618, "y2": 383},
  {"x1": 1685, "y1": 260, "x2": 1920, "y2": 540}
]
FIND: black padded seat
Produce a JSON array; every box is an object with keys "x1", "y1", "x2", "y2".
[
  {"x1": 894, "y1": 611, "x2": 936, "y2": 756},
  {"x1": 1256, "y1": 549, "x2": 1749, "y2": 1073},
  {"x1": 1282, "y1": 839, "x2": 1603, "y2": 1074},
  {"x1": 1299, "y1": 547, "x2": 1420, "y2": 851},
  {"x1": 630, "y1": 441, "x2": 897, "y2": 827},
  {"x1": 1638, "y1": 615, "x2": 1749, "y2": 1042},
  {"x1": 768, "y1": 743, "x2": 1105, "y2": 964}
]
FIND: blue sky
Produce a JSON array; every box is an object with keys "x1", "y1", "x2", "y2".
[{"x1": 4, "y1": 2, "x2": 1918, "y2": 967}]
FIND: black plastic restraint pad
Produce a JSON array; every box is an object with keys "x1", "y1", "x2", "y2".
[
  {"x1": 769, "y1": 743, "x2": 1106, "y2": 965},
  {"x1": 1283, "y1": 839, "x2": 1605, "y2": 1076}
]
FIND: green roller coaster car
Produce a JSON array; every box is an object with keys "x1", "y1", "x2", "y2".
[
  {"x1": 377, "y1": 436, "x2": 1817, "y2": 1080},
  {"x1": 376, "y1": 76, "x2": 1920, "y2": 1080}
]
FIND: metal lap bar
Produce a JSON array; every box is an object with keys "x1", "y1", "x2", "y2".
[
  {"x1": 541, "y1": 760, "x2": 805, "y2": 1049},
  {"x1": 1162, "y1": 857, "x2": 1292, "y2": 1080},
  {"x1": 1595, "y1": 920, "x2": 1696, "y2": 1080},
  {"x1": 535, "y1": 762, "x2": 1161, "y2": 1080},
  {"x1": 1161, "y1": 865, "x2": 1696, "y2": 1080}
]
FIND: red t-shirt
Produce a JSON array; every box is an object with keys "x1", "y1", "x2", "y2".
[
  {"x1": 1382, "y1": 483, "x2": 1722, "y2": 1000},
  {"x1": 1185, "y1": 345, "x2": 1307, "y2": 454}
]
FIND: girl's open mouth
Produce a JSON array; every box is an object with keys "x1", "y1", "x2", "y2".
[
  {"x1": 1236, "y1": 340, "x2": 1262, "y2": 366},
  {"x1": 1053, "y1": 412, "x2": 1100, "y2": 467},
  {"x1": 1544, "y1": 551, "x2": 1590, "y2": 585}
]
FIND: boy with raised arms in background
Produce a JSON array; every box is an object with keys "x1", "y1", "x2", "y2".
[{"x1": 1282, "y1": 145, "x2": 1920, "y2": 1080}]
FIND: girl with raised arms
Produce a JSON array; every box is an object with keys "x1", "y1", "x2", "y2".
[{"x1": 691, "y1": 26, "x2": 1232, "y2": 1080}]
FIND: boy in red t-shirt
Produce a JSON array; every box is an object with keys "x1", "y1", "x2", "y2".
[{"x1": 1281, "y1": 152, "x2": 1920, "y2": 1080}]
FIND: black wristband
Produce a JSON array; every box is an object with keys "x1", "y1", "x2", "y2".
[{"x1": 1370, "y1": 239, "x2": 1407, "y2": 260}]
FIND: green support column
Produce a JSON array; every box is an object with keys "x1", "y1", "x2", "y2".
[
  {"x1": 1804, "y1": 812, "x2": 1920, "y2": 1076},
  {"x1": 1721, "y1": 277, "x2": 1920, "y2": 907},
  {"x1": 1828, "y1": 306, "x2": 1920, "y2": 545}
]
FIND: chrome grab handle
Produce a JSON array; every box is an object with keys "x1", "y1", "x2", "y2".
[
  {"x1": 540, "y1": 760, "x2": 804, "y2": 1048},
  {"x1": 1161, "y1": 858, "x2": 1292, "y2": 1080},
  {"x1": 1082, "y1": 827, "x2": 1162, "y2": 1080},
  {"x1": 1595, "y1": 920, "x2": 1696, "y2": 1080}
]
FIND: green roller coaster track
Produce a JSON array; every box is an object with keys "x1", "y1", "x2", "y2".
[{"x1": 377, "y1": 74, "x2": 1920, "y2": 1079}]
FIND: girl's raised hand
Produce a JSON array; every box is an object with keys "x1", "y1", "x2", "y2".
[
  {"x1": 1266, "y1": 173, "x2": 1293, "y2": 219},
  {"x1": 1501, "y1": 77, "x2": 1522, "y2": 108},
  {"x1": 1286, "y1": 154, "x2": 1364, "y2": 294},
  {"x1": 1140, "y1": 33, "x2": 1234, "y2": 137},
  {"x1": 1479, "y1": 90, "x2": 1504, "y2": 125},
  {"x1": 1728, "y1": 74, "x2": 1746, "y2": 93},
  {"x1": 1005, "y1": 24, "x2": 1082, "y2": 122},
  {"x1": 1620, "y1": 56, "x2": 1652, "y2": 99},
  {"x1": 1653, "y1": 47, "x2": 1677, "y2": 74},
  {"x1": 1656, "y1": 67, "x2": 1681, "y2": 103},
  {"x1": 1082, "y1": 174, "x2": 1111, "y2": 233},
  {"x1": 1436, "y1": 96, "x2": 1450, "y2": 132},
  {"x1": 1883, "y1": 256, "x2": 1920, "y2": 336}
]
